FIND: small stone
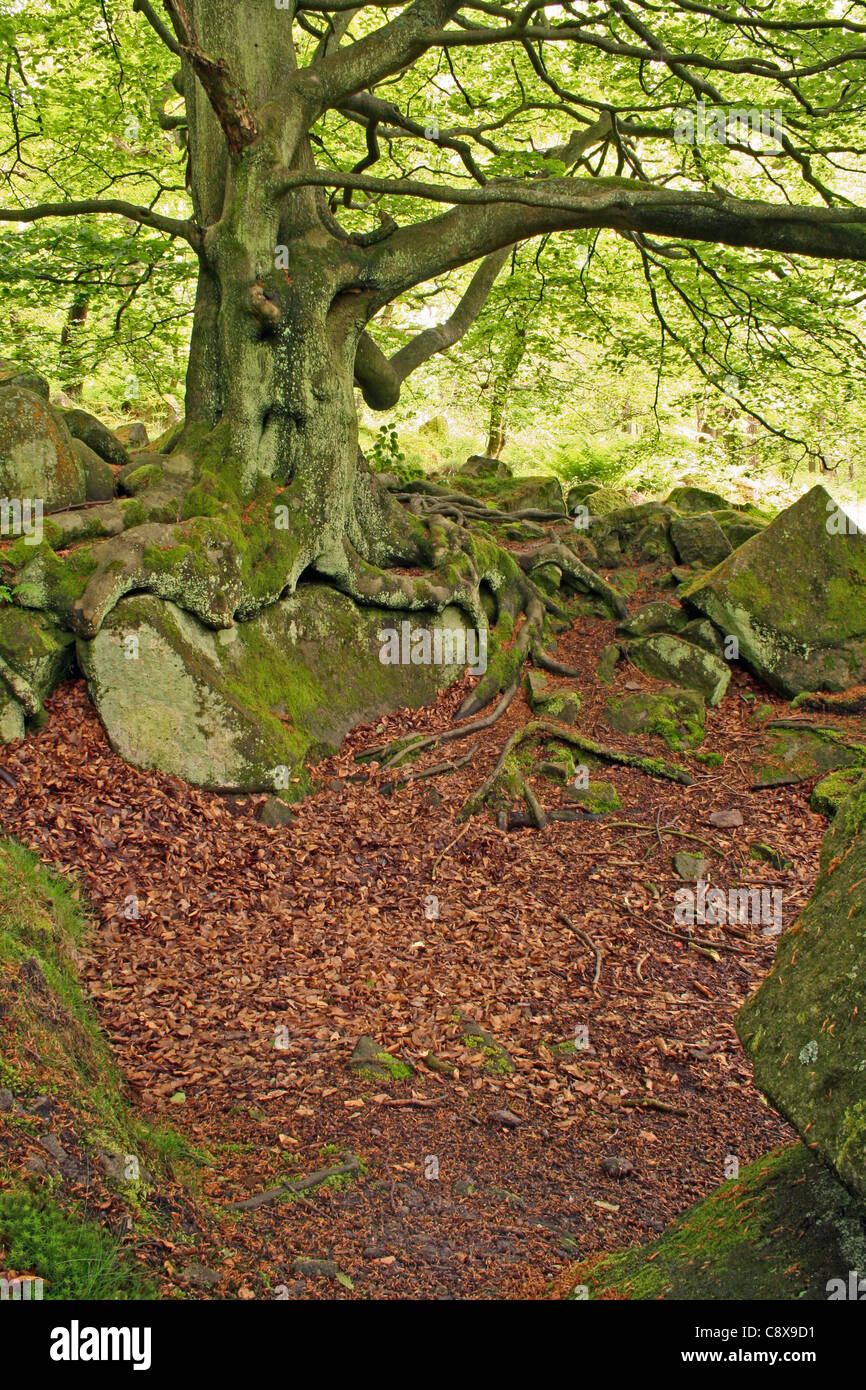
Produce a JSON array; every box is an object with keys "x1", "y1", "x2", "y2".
[
  {"x1": 258, "y1": 796, "x2": 295, "y2": 828},
  {"x1": 601, "y1": 1154, "x2": 635, "y2": 1179},
  {"x1": 673, "y1": 852, "x2": 708, "y2": 881},
  {"x1": 183, "y1": 1262, "x2": 220, "y2": 1289},
  {"x1": 709, "y1": 809, "x2": 743, "y2": 828},
  {"x1": 40, "y1": 1133, "x2": 67, "y2": 1162},
  {"x1": 291, "y1": 1258, "x2": 336, "y2": 1279},
  {"x1": 750, "y1": 841, "x2": 792, "y2": 870},
  {"x1": 489, "y1": 1108, "x2": 522, "y2": 1129},
  {"x1": 0, "y1": 1087, "x2": 13, "y2": 1111}
]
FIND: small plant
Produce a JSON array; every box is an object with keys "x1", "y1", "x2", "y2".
[
  {"x1": 0, "y1": 1187, "x2": 152, "y2": 1300},
  {"x1": 371, "y1": 423, "x2": 405, "y2": 473}
]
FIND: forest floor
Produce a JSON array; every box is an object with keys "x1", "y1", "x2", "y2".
[{"x1": 0, "y1": 556, "x2": 834, "y2": 1300}]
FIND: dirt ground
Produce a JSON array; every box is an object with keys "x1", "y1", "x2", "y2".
[{"x1": 0, "y1": 562, "x2": 830, "y2": 1300}]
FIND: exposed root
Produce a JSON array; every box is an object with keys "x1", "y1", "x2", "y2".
[
  {"x1": 515, "y1": 542, "x2": 627, "y2": 619},
  {"x1": 460, "y1": 719, "x2": 693, "y2": 826},
  {"x1": 360, "y1": 681, "x2": 519, "y2": 768}
]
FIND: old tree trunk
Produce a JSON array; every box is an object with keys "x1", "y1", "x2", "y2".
[{"x1": 5, "y1": 0, "x2": 866, "y2": 788}]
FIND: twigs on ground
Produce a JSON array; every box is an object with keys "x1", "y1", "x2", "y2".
[
  {"x1": 226, "y1": 1157, "x2": 361, "y2": 1212},
  {"x1": 560, "y1": 912, "x2": 603, "y2": 985}
]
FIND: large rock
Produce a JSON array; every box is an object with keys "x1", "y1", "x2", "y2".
[
  {"x1": 665, "y1": 484, "x2": 732, "y2": 513},
  {"x1": 750, "y1": 723, "x2": 865, "y2": 788},
  {"x1": 78, "y1": 588, "x2": 477, "y2": 792},
  {"x1": 63, "y1": 409, "x2": 129, "y2": 468},
  {"x1": 71, "y1": 439, "x2": 115, "y2": 502},
  {"x1": 669, "y1": 513, "x2": 732, "y2": 568},
  {"x1": 458, "y1": 455, "x2": 511, "y2": 481},
  {"x1": 0, "y1": 607, "x2": 75, "y2": 740},
  {"x1": 603, "y1": 686, "x2": 705, "y2": 750},
  {"x1": 498, "y1": 476, "x2": 564, "y2": 514},
  {"x1": 585, "y1": 485, "x2": 630, "y2": 517},
  {"x1": 628, "y1": 632, "x2": 731, "y2": 706},
  {"x1": 0, "y1": 387, "x2": 86, "y2": 513},
  {"x1": 737, "y1": 774, "x2": 866, "y2": 1204},
  {"x1": 682, "y1": 485, "x2": 866, "y2": 697},
  {"x1": 588, "y1": 502, "x2": 677, "y2": 568}
]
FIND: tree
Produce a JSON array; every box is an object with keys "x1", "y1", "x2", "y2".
[{"x1": 3, "y1": 0, "x2": 866, "y2": 705}]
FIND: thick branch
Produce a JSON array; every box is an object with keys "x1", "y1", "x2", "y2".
[
  {"x1": 316, "y1": 0, "x2": 463, "y2": 110},
  {"x1": 132, "y1": 0, "x2": 183, "y2": 56},
  {"x1": 163, "y1": 0, "x2": 258, "y2": 154},
  {"x1": 0, "y1": 199, "x2": 200, "y2": 248},
  {"x1": 355, "y1": 246, "x2": 511, "y2": 409}
]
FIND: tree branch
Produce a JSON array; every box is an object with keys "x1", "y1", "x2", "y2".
[
  {"x1": 355, "y1": 246, "x2": 512, "y2": 408},
  {"x1": 316, "y1": 0, "x2": 463, "y2": 110},
  {"x1": 132, "y1": 0, "x2": 183, "y2": 57},
  {"x1": 163, "y1": 0, "x2": 259, "y2": 154},
  {"x1": 270, "y1": 168, "x2": 866, "y2": 293},
  {"x1": 0, "y1": 199, "x2": 200, "y2": 249}
]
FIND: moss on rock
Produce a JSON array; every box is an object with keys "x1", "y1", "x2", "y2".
[
  {"x1": 737, "y1": 772, "x2": 866, "y2": 1204},
  {"x1": 569, "y1": 1144, "x2": 866, "y2": 1300}
]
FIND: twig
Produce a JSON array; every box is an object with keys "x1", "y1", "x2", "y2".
[
  {"x1": 560, "y1": 911, "x2": 603, "y2": 985},
  {"x1": 226, "y1": 1157, "x2": 360, "y2": 1212},
  {"x1": 621, "y1": 1097, "x2": 689, "y2": 1116},
  {"x1": 621, "y1": 905, "x2": 762, "y2": 955},
  {"x1": 432, "y1": 821, "x2": 472, "y2": 878}
]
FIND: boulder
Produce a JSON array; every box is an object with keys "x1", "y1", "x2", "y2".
[
  {"x1": 585, "y1": 485, "x2": 631, "y2": 517},
  {"x1": 628, "y1": 632, "x2": 731, "y2": 706},
  {"x1": 603, "y1": 686, "x2": 705, "y2": 750},
  {"x1": 63, "y1": 408, "x2": 129, "y2": 467},
  {"x1": 71, "y1": 439, "x2": 115, "y2": 502},
  {"x1": 682, "y1": 486, "x2": 866, "y2": 697},
  {"x1": 114, "y1": 422, "x2": 149, "y2": 450},
  {"x1": 565, "y1": 479, "x2": 603, "y2": 510},
  {"x1": 810, "y1": 768, "x2": 865, "y2": 817},
  {"x1": 0, "y1": 368, "x2": 50, "y2": 400},
  {"x1": 665, "y1": 484, "x2": 732, "y2": 513},
  {"x1": 0, "y1": 607, "x2": 75, "y2": 740},
  {"x1": 458, "y1": 454, "x2": 512, "y2": 481},
  {"x1": 737, "y1": 774, "x2": 866, "y2": 1204},
  {"x1": 588, "y1": 502, "x2": 676, "y2": 567},
  {"x1": 524, "y1": 669, "x2": 582, "y2": 724},
  {"x1": 711, "y1": 508, "x2": 766, "y2": 550},
  {"x1": 670, "y1": 513, "x2": 732, "y2": 568},
  {"x1": 750, "y1": 723, "x2": 865, "y2": 788},
  {"x1": 617, "y1": 601, "x2": 688, "y2": 639},
  {"x1": 77, "y1": 588, "x2": 479, "y2": 792},
  {"x1": 564, "y1": 779, "x2": 621, "y2": 813},
  {"x1": 0, "y1": 386, "x2": 86, "y2": 513},
  {"x1": 498, "y1": 476, "x2": 564, "y2": 514}
]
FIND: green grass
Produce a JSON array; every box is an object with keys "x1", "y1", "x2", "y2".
[
  {"x1": 0, "y1": 1187, "x2": 153, "y2": 1300},
  {"x1": 0, "y1": 836, "x2": 207, "y2": 1293}
]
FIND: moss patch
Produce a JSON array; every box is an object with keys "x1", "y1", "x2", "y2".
[{"x1": 568, "y1": 1144, "x2": 866, "y2": 1300}]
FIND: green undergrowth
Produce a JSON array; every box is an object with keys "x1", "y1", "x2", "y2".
[
  {"x1": 0, "y1": 837, "x2": 211, "y2": 1298},
  {"x1": 567, "y1": 1143, "x2": 866, "y2": 1301}
]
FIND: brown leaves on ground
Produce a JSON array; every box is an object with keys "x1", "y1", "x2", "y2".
[{"x1": 0, "y1": 565, "x2": 836, "y2": 1299}]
